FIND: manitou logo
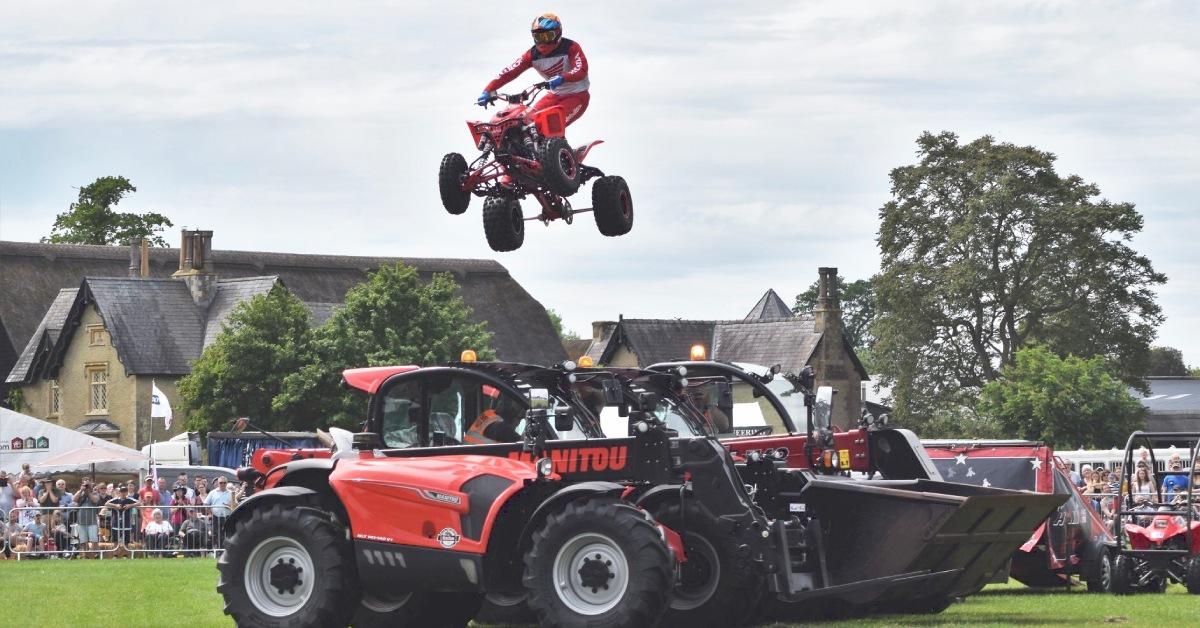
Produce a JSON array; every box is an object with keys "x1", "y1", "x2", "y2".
[{"x1": 508, "y1": 446, "x2": 628, "y2": 473}]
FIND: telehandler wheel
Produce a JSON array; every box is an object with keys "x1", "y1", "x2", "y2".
[
  {"x1": 537, "y1": 137, "x2": 581, "y2": 196},
  {"x1": 354, "y1": 592, "x2": 481, "y2": 628},
  {"x1": 523, "y1": 498, "x2": 673, "y2": 628},
  {"x1": 653, "y1": 501, "x2": 763, "y2": 628},
  {"x1": 439, "y1": 153, "x2": 471, "y2": 215},
  {"x1": 217, "y1": 503, "x2": 358, "y2": 628},
  {"x1": 1084, "y1": 549, "x2": 1112, "y2": 593},
  {"x1": 1187, "y1": 555, "x2": 1200, "y2": 594},
  {"x1": 592, "y1": 175, "x2": 633, "y2": 237},
  {"x1": 483, "y1": 196, "x2": 524, "y2": 252},
  {"x1": 1110, "y1": 554, "x2": 1136, "y2": 595}
]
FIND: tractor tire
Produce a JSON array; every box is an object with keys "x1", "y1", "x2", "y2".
[
  {"x1": 439, "y1": 153, "x2": 471, "y2": 215},
  {"x1": 1110, "y1": 554, "x2": 1136, "y2": 595},
  {"x1": 536, "y1": 137, "x2": 581, "y2": 197},
  {"x1": 523, "y1": 498, "x2": 673, "y2": 628},
  {"x1": 217, "y1": 503, "x2": 357, "y2": 628},
  {"x1": 653, "y1": 501, "x2": 763, "y2": 628},
  {"x1": 1084, "y1": 549, "x2": 1112, "y2": 593},
  {"x1": 483, "y1": 196, "x2": 524, "y2": 252},
  {"x1": 473, "y1": 592, "x2": 535, "y2": 624},
  {"x1": 1187, "y1": 555, "x2": 1200, "y2": 594},
  {"x1": 354, "y1": 592, "x2": 481, "y2": 628},
  {"x1": 592, "y1": 175, "x2": 633, "y2": 237}
]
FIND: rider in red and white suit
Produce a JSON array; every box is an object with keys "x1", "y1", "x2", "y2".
[{"x1": 478, "y1": 13, "x2": 590, "y2": 127}]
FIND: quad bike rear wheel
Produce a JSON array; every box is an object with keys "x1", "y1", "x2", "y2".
[
  {"x1": 217, "y1": 503, "x2": 357, "y2": 628},
  {"x1": 1084, "y1": 549, "x2": 1112, "y2": 593},
  {"x1": 439, "y1": 153, "x2": 471, "y2": 215},
  {"x1": 1110, "y1": 554, "x2": 1136, "y2": 595},
  {"x1": 354, "y1": 592, "x2": 481, "y2": 628},
  {"x1": 592, "y1": 175, "x2": 633, "y2": 237},
  {"x1": 523, "y1": 498, "x2": 672, "y2": 628},
  {"x1": 537, "y1": 137, "x2": 581, "y2": 196},
  {"x1": 1186, "y1": 555, "x2": 1200, "y2": 594},
  {"x1": 483, "y1": 196, "x2": 524, "y2": 252},
  {"x1": 653, "y1": 501, "x2": 763, "y2": 628}
]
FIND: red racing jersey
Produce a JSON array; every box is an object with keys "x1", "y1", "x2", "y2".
[{"x1": 485, "y1": 38, "x2": 589, "y2": 96}]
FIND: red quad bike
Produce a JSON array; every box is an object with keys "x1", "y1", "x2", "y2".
[
  {"x1": 922, "y1": 440, "x2": 1115, "y2": 592},
  {"x1": 438, "y1": 83, "x2": 633, "y2": 252},
  {"x1": 1109, "y1": 431, "x2": 1200, "y2": 595}
]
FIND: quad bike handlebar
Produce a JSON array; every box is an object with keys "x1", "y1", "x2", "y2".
[{"x1": 478, "y1": 82, "x2": 549, "y2": 108}]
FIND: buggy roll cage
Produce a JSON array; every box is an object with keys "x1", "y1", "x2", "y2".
[{"x1": 1116, "y1": 430, "x2": 1200, "y2": 552}]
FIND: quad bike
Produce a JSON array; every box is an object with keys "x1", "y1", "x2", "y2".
[
  {"x1": 231, "y1": 358, "x2": 1064, "y2": 627},
  {"x1": 1108, "y1": 431, "x2": 1200, "y2": 595},
  {"x1": 438, "y1": 82, "x2": 633, "y2": 252}
]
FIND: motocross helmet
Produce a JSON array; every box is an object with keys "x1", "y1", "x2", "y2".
[{"x1": 531, "y1": 13, "x2": 562, "y2": 47}]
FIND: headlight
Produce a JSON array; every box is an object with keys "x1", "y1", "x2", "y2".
[{"x1": 536, "y1": 458, "x2": 554, "y2": 479}]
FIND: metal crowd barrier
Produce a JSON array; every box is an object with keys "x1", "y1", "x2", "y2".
[{"x1": 3, "y1": 504, "x2": 234, "y2": 560}]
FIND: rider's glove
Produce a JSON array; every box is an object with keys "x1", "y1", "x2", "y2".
[
  {"x1": 476, "y1": 90, "x2": 493, "y2": 106},
  {"x1": 547, "y1": 75, "x2": 564, "y2": 89}
]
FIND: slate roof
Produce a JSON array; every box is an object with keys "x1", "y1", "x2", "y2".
[
  {"x1": 1138, "y1": 377, "x2": 1200, "y2": 414},
  {"x1": 712, "y1": 317, "x2": 822, "y2": 374},
  {"x1": 597, "y1": 319, "x2": 719, "y2": 365},
  {"x1": 6, "y1": 289, "x2": 77, "y2": 383},
  {"x1": 743, "y1": 289, "x2": 794, "y2": 322},
  {"x1": 0, "y1": 240, "x2": 566, "y2": 388}
]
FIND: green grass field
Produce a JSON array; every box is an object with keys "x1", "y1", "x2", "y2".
[{"x1": 2, "y1": 558, "x2": 1198, "y2": 627}]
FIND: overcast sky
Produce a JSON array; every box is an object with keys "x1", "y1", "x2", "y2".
[{"x1": 1, "y1": 1, "x2": 1197, "y2": 363}]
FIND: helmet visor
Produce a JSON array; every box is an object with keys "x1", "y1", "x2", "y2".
[{"x1": 532, "y1": 30, "x2": 558, "y2": 44}]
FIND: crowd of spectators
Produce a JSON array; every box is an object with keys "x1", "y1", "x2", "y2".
[
  {"x1": 1, "y1": 463, "x2": 244, "y2": 558},
  {"x1": 1068, "y1": 449, "x2": 1200, "y2": 528}
]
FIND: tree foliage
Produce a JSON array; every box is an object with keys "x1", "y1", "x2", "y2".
[
  {"x1": 43, "y1": 176, "x2": 174, "y2": 246},
  {"x1": 179, "y1": 286, "x2": 314, "y2": 433},
  {"x1": 873, "y1": 132, "x2": 1164, "y2": 426},
  {"x1": 978, "y1": 346, "x2": 1146, "y2": 449},
  {"x1": 274, "y1": 264, "x2": 494, "y2": 428},
  {"x1": 1146, "y1": 346, "x2": 1188, "y2": 376},
  {"x1": 793, "y1": 275, "x2": 877, "y2": 351},
  {"x1": 546, "y1": 308, "x2": 581, "y2": 342}
]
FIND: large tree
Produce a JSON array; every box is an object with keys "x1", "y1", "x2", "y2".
[
  {"x1": 179, "y1": 286, "x2": 315, "y2": 433},
  {"x1": 275, "y1": 263, "x2": 494, "y2": 428},
  {"x1": 874, "y1": 132, "x2": 1164, "y2": 424},
  {"x1": 978, "y1": 346, "x2": 1146, "y2": 449},
  {"x1": 43, "y1": 176, "x2": 174, "y2": 246},
  {"x1": 1147, "y1": 346, "x2": 1188, "y2": 376}
]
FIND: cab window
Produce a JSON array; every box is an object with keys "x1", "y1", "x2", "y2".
[{"x1": 379, "y1": 380, "x2": 422, "y2": 448}]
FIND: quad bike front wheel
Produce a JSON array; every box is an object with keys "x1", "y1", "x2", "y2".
[
  {"x1": 653, "y1": 501, "x2": 763, "y2": 628},
  {"x1": 1110, "y1": 554, "x2": 1136, "y2": 595},
  {"x1": 439, "y1": 153, "x2": 471, "y2": 215},
  {"x1": 523, "y1": 498, "x2": 672, "y2": 628},
  {"x1": 537, "y1": 137, "x2": 581, "y2": 196},
  {"x1": 217, "y1": 503, "x2": 358, "y2": 628},
  {"x1": 483, "y1": 196, "x2": 524, "y2": 252},
  {"x1": 592, "y1": 175, "x2": 633, "y2": 237}
]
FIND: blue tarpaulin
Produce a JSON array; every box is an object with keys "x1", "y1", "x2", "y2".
[{"x1": 206, "y1": 432, "x2": 321, "y2": 469}]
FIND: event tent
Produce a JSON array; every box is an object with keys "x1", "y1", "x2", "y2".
[
  {"x1": 33, "y1": 443, "x2": 147, "y2": 475},
  {"x1": 0, "y1": 407, "x2": 145, "y2": 474}
]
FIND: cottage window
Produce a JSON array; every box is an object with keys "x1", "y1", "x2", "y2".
[
  {"x1": 49, "y1": 380, "x2": 61, "y2": 416},
  {"x1": 88, "y1": 325, "x2": 105, "y2": 346},
  {"x1": 88, "y1": 366, "x2": 108, "y2": 413}
]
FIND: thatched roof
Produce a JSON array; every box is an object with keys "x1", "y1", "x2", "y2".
[{"x1": 1, "y1": 240, "x2": 565, "y2": 388}]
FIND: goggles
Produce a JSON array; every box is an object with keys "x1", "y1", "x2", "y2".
[{"x1": 532, "y1": 30, "x2": 558, "y2": 44}]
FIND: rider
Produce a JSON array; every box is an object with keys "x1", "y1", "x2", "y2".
[
  {"x1": 477, "y1": 13, "x2": 590, "y2": 128},
  {"x1": 464, "y1": 385, "x2": 521, "y2": 444}
]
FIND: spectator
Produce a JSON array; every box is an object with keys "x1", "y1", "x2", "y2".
[
  {"x1": 204, "y1": 477, "x2": 236, "y2": 542},
  {"x1": 1068, "y1": 462, "x2": 1081, "y2": 487},
  {"x1": 1132, "y1": 466, "x2": 1156, "y2": 505},
  {"x1": 193, "y1": 477, "x2": 209, "y2": 502},
  {"x1": 169, "y1": 486, "x2": 191, "y2": 528},
  {"x1": 22, "y1": 511, "x2": 46, "y2": 551},
  {"x1": 16, "y1": 463, "x2": 33, "y2": 492},
  {"x1": 16, "y1": 485, "x2": 39, "y2": 527},
  {"x1": 1078, "y1": 465, "x2": 1093, "y2": 489},
  {"x1": 47, "y1": 510, "x2": 71, "y2": 555},
  {"x1": 74, "y1": 480, "x2": 103, "y2": 552},
  {"x1": 38, "y1": 477, "x2": 65, "y2": 510},
  {"x1": 1162, "y1": 457, "x2": 1190, "y2": 499},
  {"x1": 106, "y1": 485, "x2": 139, "y2": 546},
  {"x1": 1081, "y1": 468, "x2": 1104, "y2": 512},
  {"x1": 1136, "y1": 446, "x2": 1151, "y2": 470},
  {"x1": 2, "y1": 508, "x2": 21, "y2": 556},
  {"x1": 176, "y1": 473, "x2": 196, "y2": 500},
  {"x1": 179, "y1": 508, "x2": 210, "y2": 550},
  {"x1": 155, "y1": 476, "x2": 172, "y2": 519},
  {"x1": 138, "y1": 478, "x2": 160, "y2": 535},
  {"x1": 0, "y1": 470, "x2": 15, "y2": 516},
  {"x1": 144, "y1": 510, "x2": 173, "y2": 552},
  {"x1": 96, "y1": 483, "x2": 112, "y2": 541}
]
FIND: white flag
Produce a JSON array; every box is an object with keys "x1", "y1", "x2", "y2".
[{"x1": 151, "y1": 380, "x2": 173, "y2": 430}]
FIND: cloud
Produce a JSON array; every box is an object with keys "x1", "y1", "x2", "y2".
[{"x1": 0, "y1": 0, "x2": 1197, "y2": 359}]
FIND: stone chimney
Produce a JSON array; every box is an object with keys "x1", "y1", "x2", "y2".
[
  {"x1": 812, "y1": 266, "x2": 842, "y2": 337},
  {"x1": 171, "y1": 229, "x2": 218, "y2": 309},
  {"x1": 809, "y1": 267, "x2": 860, "y2": 430},
  {"x1": 127, "y1": 238, "x2": 150, "y2": 278}
]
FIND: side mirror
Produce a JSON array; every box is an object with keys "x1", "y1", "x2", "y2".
[
  {"x1": 528, "y1": 388, "x2": 550, "y2": 409},
  {"x1": 554, "y1": 408, "x2": 574, "y2": 433},
  {"x1": 813, "y1": 386, "x2": 834, "y2": 430}
]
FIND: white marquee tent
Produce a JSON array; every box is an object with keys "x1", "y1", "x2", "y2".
[{"x1": 0, "y1": 407, "x2": 145, "y2": 474}]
